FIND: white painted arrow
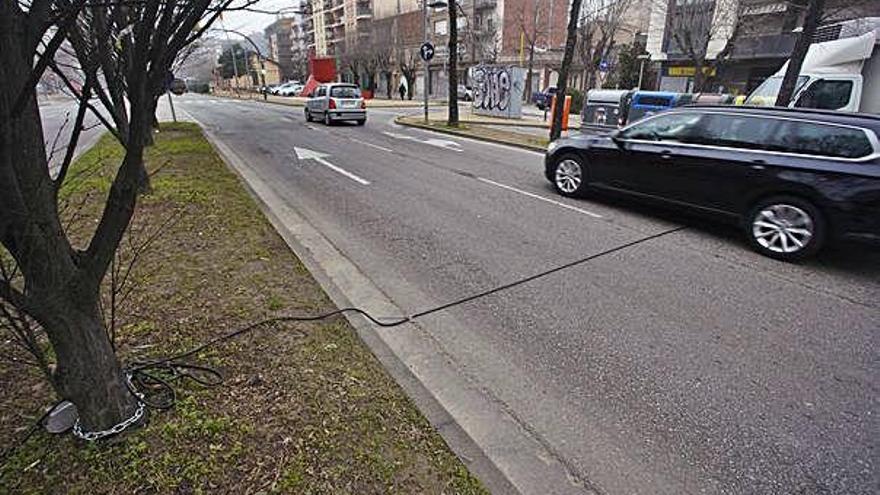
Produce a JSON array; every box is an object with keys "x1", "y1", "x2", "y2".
[
  {"x1": 382, "y1": 131, "x2": 463, "y2": 152},
  {"x1": 294, "y1": 146, "x2": 370, "y2": 185}
]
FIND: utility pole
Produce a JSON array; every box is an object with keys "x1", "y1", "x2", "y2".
[{"x1": 447, "y1": 0, "x2": 459, "y2": 126}]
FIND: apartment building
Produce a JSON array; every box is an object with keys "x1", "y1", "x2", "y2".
[
  {"x1": 265, "y1": 17, "x2": 298, "y2": 80},
  {"x1": 303, "y1": 0, "x2": 373, "y2": 57},
  {"x1": 647, "y1": 0, "x2": 880, "y2": 94}
]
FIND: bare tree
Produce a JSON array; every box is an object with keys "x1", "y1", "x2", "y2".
[
  {"x1": 776, "y1": 0, "x2": 826, "y2": 105},
  {"x1": 473, "y1": 18, "x2": 501, "y2": 64},
  {"x1": 0, "y1": 0, "x2": 246, "y2": 438},
  {"x1": 550, "y1": 0, "x2": 584, "y2": 140},
  {"x1": 577, "y1": 0, "x2": 633, "y2": 91},
  {"x1": 655, "y1": 0, "x2": 744, "y2": 92},
  {"x1": 517, "y1": 0, "x2": 547, "y2": 101}
]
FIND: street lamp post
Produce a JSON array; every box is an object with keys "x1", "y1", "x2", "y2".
[{"x1": 637, "y1": 54, "x2": 650, "y2": 90}]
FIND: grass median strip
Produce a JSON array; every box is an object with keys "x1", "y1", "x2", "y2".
[{"x1": 0, "y1": 122, "x2": 487, "y2": 495}]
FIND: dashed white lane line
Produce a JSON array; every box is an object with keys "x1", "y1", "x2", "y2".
[
  {"x1": 348, "y1": 137, "x2": 394, "y2": 153},
  {"x1": 477, "y1": 177, "x2": 603, "y2": 219}
]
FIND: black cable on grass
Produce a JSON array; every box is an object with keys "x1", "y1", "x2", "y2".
[{"x1": 0, "y1": 225, "x2": 685, "y2": 466}]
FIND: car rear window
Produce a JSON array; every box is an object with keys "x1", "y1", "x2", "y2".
[
  {"x1": 771, "y1": 121, "x2": 874, "y2": 159},
  {"x1": 331, "y1": 86, "x2": 361, "y2": 98}
]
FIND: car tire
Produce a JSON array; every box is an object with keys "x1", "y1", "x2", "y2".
[
  {"x1": 304, "y1": 109, "x2": 312, "y2": 122},
  {"x1": 357, "y1": 118, "x2": 366, "y2": 126},
  {"x1": 746, "y1": 195, "x2": 826, "y2": 261},
  {"x1": 323, "y1": 112, "x2": 332, "y2": 126},
  {"x1": 551, "y1": 153, "x2": 589, "y2": 198}
]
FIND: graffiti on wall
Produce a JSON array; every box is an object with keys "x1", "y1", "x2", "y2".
[{"x1": 471, "y1": 65, "x2": 524, "y2": 118}]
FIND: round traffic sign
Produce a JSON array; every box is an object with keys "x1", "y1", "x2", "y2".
[{"x1": 420, "y1": 42, "x2": 435, "y2": 62}]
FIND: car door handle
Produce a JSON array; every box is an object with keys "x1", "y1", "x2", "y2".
[
  {"x1": 750, "y1": 158, "x2": 766, "y2": 170},
  {"x1": 660, "y1": 150, "x2": 673, "y2": 160}
]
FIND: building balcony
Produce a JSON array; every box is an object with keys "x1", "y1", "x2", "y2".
[{"x1": 730, "y1": 33, "x2": 797, "y2": 59}]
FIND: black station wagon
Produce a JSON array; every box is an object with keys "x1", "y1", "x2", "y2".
[{"x1": 545, "y1": 106, "x2": 880, "y2": 261}]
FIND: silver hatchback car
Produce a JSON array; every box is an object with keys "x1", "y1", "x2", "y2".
[{"x1": 305, "y1": 83, "x2": 366, "y2": 126}]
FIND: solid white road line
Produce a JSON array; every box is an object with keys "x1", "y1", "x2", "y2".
[
  {"x1": 477, "y1": 177, "x2": 603, "y2": 219},
  {"x1": 316, "y1": 157, "x2": 371, "y2": 185},
  {"x1": 294, "y1": 146, "x2": 371, "y2": 186},
  {"x1": 349, "y1": 137, "x2": 394, "y2": 153}
]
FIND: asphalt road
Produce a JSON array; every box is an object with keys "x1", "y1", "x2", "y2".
[
  {"x1": 176, "y1": 94, "x2": 879, "y2": 494},
  {"x1": 38, "y1": 95, "x2": 104, "y2": 176}
]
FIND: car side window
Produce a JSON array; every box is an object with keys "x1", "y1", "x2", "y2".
[
  {"x1": 771, "y1": 121, "x2": 874, "y2": 159},
  {"x1": 316, "y1": 86, "x2": 326, "y2": 97},
  {"x1": 695, "y1": 114, "x2": 779, "y2": 150},
  {"x1": 794, "y1": 80, "x2": 853, "y2": 110},
  {"x1": 619, "y1": 112, "x2": 704, "y2": 143}
]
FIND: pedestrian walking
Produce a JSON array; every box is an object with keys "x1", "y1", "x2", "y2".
[{"x1": 399, "y1": 81, "x2": 406, "y2": 100}]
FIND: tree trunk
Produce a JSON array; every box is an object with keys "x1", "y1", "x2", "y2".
[
  {"x1": 43, "y1": 295, "x2": 140, "y2": 433},
  {"x1": 448, "y1": 3, "x2": 459, "y2": 126},
  {"x1": 550, "y1": 0, "x2": 583, "y2": 141},
  {"x1": 1, "y1": 83, "x2": 138, "y2": 437},
  {"x1": 776, "y1": 0, "x2": 825, "y2": 106},
  {"x1": 692, "y1": 59, "x2": 706, "y2": 93},
  {"x1": 525, "y1": 42, "x2": 536, "y2": 101}
]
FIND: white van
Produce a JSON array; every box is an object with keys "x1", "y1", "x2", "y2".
[{"x1": 746, "y1": 17, "x2": 880, "y2": 113}]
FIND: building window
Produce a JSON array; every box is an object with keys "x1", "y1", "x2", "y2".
[{"x1": 435, "y1": 20, "x2": 448, "y2": 35}]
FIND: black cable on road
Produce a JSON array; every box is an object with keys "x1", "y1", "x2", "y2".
[{"x1": 0, "y1": 225, "x2": 685, "y2": 465}]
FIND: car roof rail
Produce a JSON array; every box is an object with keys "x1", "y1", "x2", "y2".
[{"x1": 678, "y1": 104, "x2": 880, "y2": 123}]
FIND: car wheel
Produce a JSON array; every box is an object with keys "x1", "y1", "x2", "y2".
[
  {"x1": 746, "y1": 196, "x2": 825, "y2": 261},
  {"x1": 552, "y1": 154, "x2": 588, "y2": 197},
  {"x1": 323, "y1": 112, "x2": 332, "y2": 126},
  {"x1": 357, "y1": 118, "x2": 366, "y2": 126},
  {"x1": 304, "y1": 109, "x2": 312, "y2": 122}
]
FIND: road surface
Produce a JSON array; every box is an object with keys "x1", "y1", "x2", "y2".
[
  {"x1": 38, "y1": 95, "x2": 105, "y2": 176},
  {"x1": 176, "y1": 94, "x2": 879, "y2": 494}
]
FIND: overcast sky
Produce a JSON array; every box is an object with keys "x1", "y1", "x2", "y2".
[{"x1": 221, "y1": 0, "x2": 302, "y2": 34}]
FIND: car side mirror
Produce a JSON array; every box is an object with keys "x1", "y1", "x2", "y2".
[{"x1": 609, "y1": 130, "x2": 626, "y2": 149}]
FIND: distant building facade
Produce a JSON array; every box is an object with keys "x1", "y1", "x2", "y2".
[
  {"x1": 647, "y1": 0, "x2": 880, "y2": 94},
  {"x1": 265, "y1": 17, "x2": 297, "y2": 80}
]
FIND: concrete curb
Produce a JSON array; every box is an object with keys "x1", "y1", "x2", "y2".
[
  {"x1": 394, "y1": 116, "x2": 549, "y2": 153},
  {"x1": 190, "y1": 115, "x2": 591, "y2": 495}
]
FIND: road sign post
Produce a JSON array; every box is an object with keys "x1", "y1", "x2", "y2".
[{"x1": 420, "y1": 40, "x2": 435, "y2": 123}]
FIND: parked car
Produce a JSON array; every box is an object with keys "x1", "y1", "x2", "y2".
[
  {"x1": 277, "y1": 83, "x2": 304, "y2": 96},
  {"x1": 457, "y1": 84, "x2": 474, "y2": 101},
  {"x1": 270, "y1": 81, "x2": 300, "y2": 95},
  {"x1": 305, "y1": 83, "x2": 366, "y2": 126},
  {"x1": 545, "y1": 106, "x2": 880, "y2": 260},
  {"x1": 533, "y1": 86, "x2": 557, "y2": 110}
]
